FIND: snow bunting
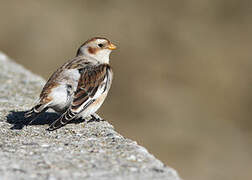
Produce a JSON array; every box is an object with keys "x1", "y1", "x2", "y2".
[{"x1": 25, "y1": 37, "x2": 116, "y2": 131}]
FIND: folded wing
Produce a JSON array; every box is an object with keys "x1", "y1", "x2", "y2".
[{"x1": 47, "y1": 64, "x2": 112, "y2": 131}]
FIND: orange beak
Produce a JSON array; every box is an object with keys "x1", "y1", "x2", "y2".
[{"x1": 107, "y1": 43, "x2": 117, "y2": 50}]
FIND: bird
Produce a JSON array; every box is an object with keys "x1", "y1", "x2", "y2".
[{"x1": 24, "y1": 37, "x2": 116, "y2": 131}]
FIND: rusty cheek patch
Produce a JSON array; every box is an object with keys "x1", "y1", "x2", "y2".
[{"x1": 88, "y1": 47, "x2": 98, "y2": 54}]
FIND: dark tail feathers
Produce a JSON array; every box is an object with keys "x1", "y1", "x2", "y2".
[
  {"x1": 47, "y1": 109, "x2": 77, "y2": 131},
  {"x1": 24, "y1": 104, "x2": 48, "y2": 125}
]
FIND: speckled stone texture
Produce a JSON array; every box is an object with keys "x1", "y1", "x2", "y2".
[{"x1": 0, "y1": 52, "x2": 180, "y2": 180}]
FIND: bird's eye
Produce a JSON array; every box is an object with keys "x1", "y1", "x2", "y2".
[{"x1": 98, "y1": 43, "x2": 104, "y2": 48}]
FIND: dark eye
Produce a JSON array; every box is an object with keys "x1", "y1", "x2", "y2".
[{"x1": 98, "y1": 43, "x2": 104, "y2": 48}]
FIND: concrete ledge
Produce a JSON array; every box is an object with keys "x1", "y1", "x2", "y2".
[{"x1": 0, "y1": 52, "x2": 180, "y2": 180}]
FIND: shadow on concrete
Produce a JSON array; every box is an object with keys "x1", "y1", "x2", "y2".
[
  {"x1": 6, "y1": 111, "x2": 59, "y2": 130},
  {"x1": 6, "y1": 110, "x2": 101, "y2": 130}
]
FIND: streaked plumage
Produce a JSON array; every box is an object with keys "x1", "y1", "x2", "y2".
[{"x1": 25, "y1": 37, "x2": 116, "y2": 131}]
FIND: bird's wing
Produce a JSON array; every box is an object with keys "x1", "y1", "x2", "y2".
[
  {"x1": 25, "y1": 56, "x2": 91, "y2": 125},
  {"x1": 47, "y1": 63, "x2": 112, "y2": 131},
  {"x1": 39, "y1": 56, "x2": 86, "y2": 101}
]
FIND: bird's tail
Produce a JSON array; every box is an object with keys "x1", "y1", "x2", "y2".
[
  {"x1": 47, "y1": 109, "x2": 77, "y2": 131},
  {"x1": 24, "y1": 103, "x2": 48, "y2": 125}
]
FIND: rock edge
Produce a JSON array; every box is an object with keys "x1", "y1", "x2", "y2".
[{"x1": 0, "y1": 52, "x2": 180, "y2": 180}]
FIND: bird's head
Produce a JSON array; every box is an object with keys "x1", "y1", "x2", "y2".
[{"x1": 77, "y1": 37, "x2": 117, "y2": 64}]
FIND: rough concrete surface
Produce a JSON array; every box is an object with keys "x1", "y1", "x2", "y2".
[{"x1": 0, "y1": 52, "x2": 180, "y2": 180}]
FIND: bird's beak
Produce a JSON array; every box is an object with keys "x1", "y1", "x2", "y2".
[{"x1": 107, "y1": 43, "x2": 117, "y2": 50}]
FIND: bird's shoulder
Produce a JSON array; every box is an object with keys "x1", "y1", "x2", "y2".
[
  {"x1": 76, "y1": 62, "x2": 112, "y2": 91},
  {"x1": 63, "y1": 56, "x2": 92, "y2": 69}
]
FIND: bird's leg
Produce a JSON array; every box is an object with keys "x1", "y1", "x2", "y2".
[
  {"x1": 92, "y1": 113, "x2": 104, "y2": 121},
  {"x1": 84, "y1": 115, "x2": 93, "y2": 122},
  {"x1": 87, "y1": 113, "x2": 104, "y2": 123}
]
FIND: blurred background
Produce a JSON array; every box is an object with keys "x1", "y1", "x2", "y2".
[{"x1": 0, "y1": 0, "x2": 251, "y2": 179}]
